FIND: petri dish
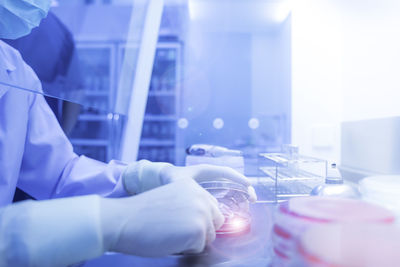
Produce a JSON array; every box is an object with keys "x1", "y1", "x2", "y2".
[
  {"x1": 299, "y1": 224, "x2": 400, "y2": 267},
  {"x1": 199, "y1": 180, "x2": 251, "y2": 236},
  {"x1": 272, "y1": 197, "x2": 395, "y2": 266},
  {"x1": 283, "y1": 196, "x2": 395, "y2": 223}
]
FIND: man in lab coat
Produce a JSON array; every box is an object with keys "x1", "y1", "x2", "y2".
[{"x1": 0, "y1": 0, "x2": 256, "y2": 266}]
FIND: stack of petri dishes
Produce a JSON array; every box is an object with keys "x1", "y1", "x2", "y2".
[
  {"x1": 299, "y1": 224, "x2": 400, "y2": 267},
  {"x1": 199, "y1": 180, "x2": 251, "y2": 236},
  {"x1": 360, "y1": 175, "x2": 400, "y2": 220},
  {"x1": 272, "y1": 197, "x2": 395, "y2": 266}
]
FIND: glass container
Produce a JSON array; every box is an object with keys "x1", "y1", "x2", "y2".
[{"x1": 199, "y1": 180, "x2": 251, "y2": 236}]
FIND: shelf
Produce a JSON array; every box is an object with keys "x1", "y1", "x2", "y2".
[
  {"x1": 140, "y1": 139, "x2": 175, "y2": 146},
  {"x1": 78, "y1": 114, "x2": 110, "y2": 121},
  {"x1": 144, "y1": 115, "x2": 177, "y2": 121},
  {"x1": 259, "y1": 153, "x2": 326, "y2": 165},
  {"x1": 73, "y1": 40, "x2": 181, "y2": 164},
  {"x1": 84, "y1": 91, "x2": 109, "y2": 97},
  {"x1": 71, "y1": 139, "x2": 109, "y2": 146},
  {"x1": 148, "y1": 91, "x2": 176, "y2": 96},
  {"x1": 79, "y1": 114, "x2": 177, "y2": 122},
  {"x1": 259, "y1": 166, "x2": 324, "y2": 182}
]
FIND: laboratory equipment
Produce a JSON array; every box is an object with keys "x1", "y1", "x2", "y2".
[
  {"x1": 360, "y1": 175, "x2": 400, "y2": 220},
  {"x1": 298, "y1": 224, "x2": 400, "y2": 267},
  {"x1": 185, "y1": 144, "x2": 245, "y2": 174},
  {"x1": 199, "y1": 180, "x2": 251, "y2": 236},
  {"x1": 272, "y1": 196, "x2": 395, "y2": 266},
  {"x1": 187, "y1": 144, "x2": 242, "y2": 157},
  {"x1": 310, "y1": 163, "x2": 360, "y2": 198},
  {"x1": 258, "y1": 145, "x2": 326, "y2": 203}
]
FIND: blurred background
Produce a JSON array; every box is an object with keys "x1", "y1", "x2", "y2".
[{"x1": 7, "y1": 0, "x2": 400, "y2": 179}]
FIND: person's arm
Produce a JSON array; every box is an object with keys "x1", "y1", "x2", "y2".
[
  {"x1": 0, "y1": 179, "x2": 224, "y2": 266},
  {"x1": 0, "y1": 195, "x2": 104, "y2": 267},
  {"x1": 123, "y1": 160, "x2": 257, "y2": 202},
  {"x1": 17, "y1": 92, "x2": 129, "y2": 199},
  {"x1": 10, "y1": 38, "x2": 256, "y2": 201}
]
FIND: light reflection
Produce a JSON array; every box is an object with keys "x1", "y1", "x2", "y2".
[{"x1": 213, "y1": 118, "x2": 224, "y2": 130}]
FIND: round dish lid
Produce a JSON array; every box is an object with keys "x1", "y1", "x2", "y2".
[
  {"x1": 281, "y1": 196, "x2": 395, "y2": 223},
  {"x1": 300, "y1": 224, "x2": 400, "y2": 267}
]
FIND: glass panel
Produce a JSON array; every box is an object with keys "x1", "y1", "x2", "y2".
[
  {"x1": 132, "y1": 39, "x2": 182, "y2": 164},
  {"x1": 1, "y1": 0, "x2": 293, "y2": 165},
  {"x1": 148, "y1": 2, "x2": 292, "y2": 167},
  {"x1": 104, "y1": 1, "x2": 292, "y2": 166},
  {"x1": 1, "y1": 0, "x2": 151, "y2": 115}
]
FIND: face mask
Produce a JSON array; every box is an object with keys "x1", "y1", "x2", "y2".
[{"x1": 0, "y1": 0, "x2": 51, "y2": 39}]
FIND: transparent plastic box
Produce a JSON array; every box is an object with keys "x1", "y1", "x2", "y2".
[{"x1": 257, "y1": 145, "x2": 327, "y2": 203}]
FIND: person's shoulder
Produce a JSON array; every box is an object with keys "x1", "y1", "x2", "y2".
[
  {"x1": 0, "y1": 40, "x2": 43, "y2": 95},
  {"x1": 0, "y1": 40, "x2": 24, "y2": 68}
]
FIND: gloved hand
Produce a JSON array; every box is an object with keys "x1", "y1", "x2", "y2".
[
  {"x1": 100, "y1": 179, "x2": 225, "y2": 257},
  {"x1": 123, "y1": 160, "x2": 257, "y2": 202},
  {"x1": 160, "y1": 164, "x2": 257, "y2": 203}
]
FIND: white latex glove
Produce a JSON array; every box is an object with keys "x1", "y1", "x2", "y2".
[
  {"x1": 101, "y1": 178, "x2": 225, "y2": 257},
  {"x1": 0, "y1": 196, "x2": 104, "y2": 267},
  {"x1": 161, "y1": 164, "x2": 257, "y2": 202},
  {"x1": 123, "y1": 160, "x2": 257, "y2": 202}
]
